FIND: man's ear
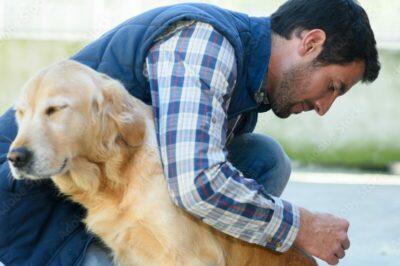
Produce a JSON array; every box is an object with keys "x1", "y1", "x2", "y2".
[
  {"x1": 297, "y1": 29, "x2": 326, "y2": 58},
  {"x1": 95, "y1": 75, "x2": 146, "y2": 150}
]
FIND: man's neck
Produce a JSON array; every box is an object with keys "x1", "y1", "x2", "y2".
[{"x1": 265, "y1": 32, "x2": 288, "y2": 98}]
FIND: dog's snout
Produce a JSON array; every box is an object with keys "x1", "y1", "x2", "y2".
[{"x1": 7, "y1": 147, "x2": 33, "y2": 168}]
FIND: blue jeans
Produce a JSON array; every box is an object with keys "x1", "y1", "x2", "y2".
[
  {"x1": 82, "y1": 133, "x2": 292, "y2": 265},
  {"x1": 227, "y1": 133, "x2": 292, "y2": 197}
]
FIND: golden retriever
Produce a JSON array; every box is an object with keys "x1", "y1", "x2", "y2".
[{"x1": 8, "y1": 60, "x2": 317, "y2": 266}]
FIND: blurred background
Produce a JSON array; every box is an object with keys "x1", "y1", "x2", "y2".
[{"x1": 0, "y1": 0, "x2": 399, "y2": 265}]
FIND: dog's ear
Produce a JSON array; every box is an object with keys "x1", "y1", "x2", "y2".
[{"x1": 95, "y1": 75, "x2": 147, "y2": 151}]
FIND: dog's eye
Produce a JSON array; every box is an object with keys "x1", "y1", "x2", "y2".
[
  {"x1": 45, "y1": 105, "x2": 67, "y2": 116},
  {"x1": 16, "y1": 109, "x2": 24, "y2": 118}
]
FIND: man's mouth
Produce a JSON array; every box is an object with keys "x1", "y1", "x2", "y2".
[
  {"x1": 292, "y1": 103, "x2": 305, "y2": 114},
  {"x1": 301, "y1": 102, "x2": 306, "y2": 112},
  {"x1": 301, "y1": 102, "x2": 314, "y2": 112},
  {"x1": 302, "y1": 102, "x2": 309, "y2": 112}
]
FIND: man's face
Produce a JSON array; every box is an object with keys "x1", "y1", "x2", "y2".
[{"x1": 269, "y1": 60, "x2": 365, "y2": 118}]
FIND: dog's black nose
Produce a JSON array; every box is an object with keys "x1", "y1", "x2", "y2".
[{"x1": 7, "y1": 147, "x2": 33, "y2": 168}]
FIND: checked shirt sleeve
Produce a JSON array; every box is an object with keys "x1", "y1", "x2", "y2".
[{"x1": 145, "y1": 22, "x2": 299, "y2": 252}]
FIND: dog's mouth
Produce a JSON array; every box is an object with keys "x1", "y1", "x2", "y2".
[
  {"x1": 58, "y1": 158, "x2": 68, "y2": 173},
  {"x1": 10, "y1": 157, "x2": 70, "y2": 180},
  {"x1": 52, "y1": 157, "x2": 69, "y2": 176}
]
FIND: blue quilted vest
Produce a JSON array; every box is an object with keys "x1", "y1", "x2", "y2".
[{"x1": 0, "y1": 3, "x2": 271, "y2": 265}]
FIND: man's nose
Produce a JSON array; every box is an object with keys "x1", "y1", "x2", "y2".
[
  {"x1": 314, "y1": 95, "x2": 336, "y2": 116},
  {"x1": 7, "y1": 147, "x2": 33, "y2": 168}
]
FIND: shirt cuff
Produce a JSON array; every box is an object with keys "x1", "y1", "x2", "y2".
[{"x1": 264, "y1": 198, "x2": 300, "y2": 252}]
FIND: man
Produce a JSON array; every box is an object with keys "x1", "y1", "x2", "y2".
[{"x1": 0, "y1": 0, "x2": 380, "y2": 265}]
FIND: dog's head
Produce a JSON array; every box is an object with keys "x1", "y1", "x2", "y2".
[{"x1": 8, "y1": 60, "x2": 147, "y2": 181}]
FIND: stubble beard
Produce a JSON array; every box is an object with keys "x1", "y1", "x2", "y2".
[{"x1": 270, "y1": 63, "x2": 314, "y2": 118}]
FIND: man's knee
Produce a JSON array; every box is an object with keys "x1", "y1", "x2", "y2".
[
  {"x1": 227, "y1": 133, "x2": 291, "y2": 196},
  {"x1": 260, "y1": 134, "x2": 292, "y2": 183},
  {"x1": 247, "y1": 133, "x2": 291, "y2": 179}
]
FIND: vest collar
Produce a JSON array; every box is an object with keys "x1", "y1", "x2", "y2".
[{"x1": 247, "y1": 17, "x2": 272, "y2": 112}]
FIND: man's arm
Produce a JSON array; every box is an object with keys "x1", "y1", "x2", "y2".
[{"x1": 145, "y1": 21, "x2": 299, "y2": 252}]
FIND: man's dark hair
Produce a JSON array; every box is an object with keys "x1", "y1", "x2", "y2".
[{"x1": 271, "y1": 0, "x2": 380, "y2": 83}]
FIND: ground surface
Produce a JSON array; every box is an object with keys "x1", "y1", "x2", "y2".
[{"x1": 284, "y1": 170, "x2": 400, "y2": 266}]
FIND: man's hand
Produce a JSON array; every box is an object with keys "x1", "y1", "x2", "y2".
[{"x1": 294, "y1": 207, "x2": 350, "y2": 265}]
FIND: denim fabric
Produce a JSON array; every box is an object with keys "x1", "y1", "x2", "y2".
[
  {"x1": 227, "y1": 133, "x2": 292, "y2": 197},
  {"x1": 81, "y1": 240, "x2": 113, "y2": 266}
]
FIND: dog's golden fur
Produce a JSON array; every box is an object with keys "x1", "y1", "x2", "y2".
[{"x1": 9, "y1": 60, "x2": 317, "y2": 266}]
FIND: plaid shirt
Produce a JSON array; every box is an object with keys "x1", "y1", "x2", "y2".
[{"x1": 145, "y1": 21, "x2": 299, "y2": 252}]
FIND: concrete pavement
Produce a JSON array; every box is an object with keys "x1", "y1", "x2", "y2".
[{"x1": 283, "y1": 170, "x2": 400, "y2": 266}]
